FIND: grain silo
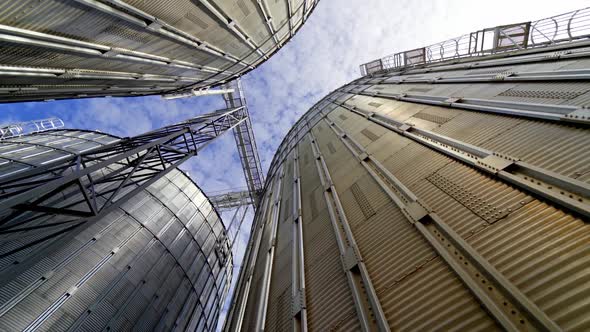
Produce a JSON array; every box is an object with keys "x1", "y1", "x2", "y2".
[
  {"x1": 0, "y1": 0, "x2": 319, "y2": 102},
  {"x1": 226, "y1": 7, "x2": 590, "y2": 331},
  {"x1": 0, "y1": 128, "x2": 233, "y2": 331}
]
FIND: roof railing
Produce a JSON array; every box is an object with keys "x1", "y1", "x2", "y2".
[
  {"x1": 0, "y1": 117, "x2": 65, "y2": 139},
  {"x1": 360, "y1": 7, "x2": 590, "y2": 75}
]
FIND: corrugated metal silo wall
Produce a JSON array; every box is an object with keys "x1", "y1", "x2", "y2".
[
  {"x1": 0, "y1": 0, "x2": 319, "y2": 102},
  {"x1": 0, "y1": 130, "x2": 231, "y2": 331},
  {"x1": 228, "y1": 44, "x2": 590, "y2": 331}
]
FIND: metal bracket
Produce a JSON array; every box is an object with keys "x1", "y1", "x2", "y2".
[
  {"x1": 101, "y1": 49, "x2": 120, "y2": 57},
  {"x1": 292, "y1": 288, "x2": 306, "y2": 317},
  {"x1": 543, "y1": 50, "x2": 568, "y2": 60},
  {"x1": 478, "y1": 155, "x2": 515, "y2": 173},
  {"x1": 405, "y1": 201, "x2": 428, "y2": 222},
  {"x1": 323, "y1": 181, "x2": 333, "y2": 192},
  {"x1": 399, "y1": 123, "x2": 412, "y2": 132},
  {"x1": 444, "y1": 97, "x2": 462, "y2": 105},
  {"x1": 563, "y1": 108, "x2": 590, "y2": 124},
  {"x1": 358, "y1": 152, "x2": 369, "y2": 161},
  {"x1": 341, "y1": 246, "x2": 361, "y2": 271},
  {"x1": 147, "y1": 21, "x2": 162, "y2": 30}
]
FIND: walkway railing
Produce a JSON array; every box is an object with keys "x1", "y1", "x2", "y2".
[
  {"x1": 0, "y1": 118, "x2": 65, "y2": 139},
  {"x1": 360, "y1": 7, "x2": 590, "y2": 75}
]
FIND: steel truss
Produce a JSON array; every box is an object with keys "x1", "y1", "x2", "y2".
[
  {"x1": 0, "y1": 107, "x2": 247, "y2": 250},
  {"x1": 209, "y1": 190, "x2": 252, "y2": 211},
  {"x1": 222, "y1": 79, "x2": 265, "y2": 207}
]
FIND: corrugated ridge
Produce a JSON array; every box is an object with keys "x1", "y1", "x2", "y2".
[
  {"x1": 411, "y1": 178, "x2": 486, "y2": 238},
  {"x1": 379, "y1": 258, "x2": 499, "y2": 331},
  {"x1": 434, "y1": 162, "x2": 532, "y2": 223},
  {"x1": 266, "y1": 256, "x2": 292, "y2": 331},
  {"x1": 491, "y1": 82, "x2": 590, "y2": 105},
  {"x1": 468, "y1": 200, "x2": 590, "y2": 331},
  {"x1": 303, "y1": 209, "x2": 359, "y2": 330},
  {"x1": 433, "y1": 111, "x2": 523, "y2": 146},
  {"x1": 382, "y1": 142, "x2": 453, "y2": 188},
  {"x1": 353, "y1": 203, "x2": 435, "y2": 294},
  {"x1": 480, "y1": 120, "x2": 590, "y2": 183}
]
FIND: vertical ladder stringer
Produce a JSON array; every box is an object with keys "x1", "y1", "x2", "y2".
[
  {"x1": 292, "y1": 149, "x2": 308, "y2": 331},
  {"x1": 308, "y1": 127, "x2": 390, "y2": 332},
  {"x1": 324, "y1": 118, "x2": 562, "y2": 332}
]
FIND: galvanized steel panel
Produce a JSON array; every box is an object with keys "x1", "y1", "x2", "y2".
[{"x1": 0, "y1": 130, "x2": 229, "y2": 331}]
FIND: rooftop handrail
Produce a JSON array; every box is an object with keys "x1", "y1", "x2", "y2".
[
  {"x1": 360, "y1": 7, "x2": 590, "y2": 75},
  {"x1": 0, "y1": 117, "x2": 65, "y2": 139}
]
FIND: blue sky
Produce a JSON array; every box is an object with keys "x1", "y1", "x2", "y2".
[{"x1": 0, "y1": 0, "x2": 587, "y2": 329}]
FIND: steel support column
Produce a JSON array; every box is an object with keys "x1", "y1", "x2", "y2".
[
  {"x1": 291, "y1": 149, "x2": 308, "y2": 331},
  {"x1": 254, "y1": 165, "x2": 284, "y2": 331}
]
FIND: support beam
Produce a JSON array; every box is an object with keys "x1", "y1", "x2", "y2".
[
  {"x1": 0, "y1": 64, "x2": 209, "y2": 83},
  {"x1": 291, "y1": 149, "x2": 308, "y2": 331},
  {"x1": 372, "y1": 68, "x2": 590, "y2": 84},
  {"x1": 351, "y1": 89, "x2": 589, "y2": 125},
  {"x1": 163, "y1": 88, "x2": 235, "y2": 100},
  {"x1": 255, "y1": 0, "x2": 281, "y2": 47},
  {"x1": 174, "y1": 0, "x2": 321, "y2": 93},
  {"x1": 0, "y1": 24, "x2": 231, "y2": 76},
  {"x1": 308, "y1": 129, "x2": 390, "y2": 332},
  {"x1": 198, "y1": 0, "x2": 266, "y2": 58},
  {"x1": 0, "y1": 107, "x2": 247, "y2": 257}
]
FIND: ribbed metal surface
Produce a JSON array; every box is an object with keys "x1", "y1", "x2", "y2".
[
  {"x1": 228, "y1": 41, "x2": 590, "y2": 331},
  {"x1": 468, "y1": 200, "x2": 590, "y2": 330},
  {"x1": 0, "y1": 0, "x2": 319, "y2": 102},
  {"x1": 298, "y1": 138, "x2": 360, "y2": 331},
  {"x1": 0, "y1": 130, "x2": 231, "y2": 332}
]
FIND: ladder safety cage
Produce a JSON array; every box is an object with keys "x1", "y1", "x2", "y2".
[{"x1": 222, "y1": 79, "x2": 265, "y2": 207}]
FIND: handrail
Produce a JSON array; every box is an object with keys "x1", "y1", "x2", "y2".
[
  {"x1": 360, "y1": 7, "x2": 590, "y2": 75},
  {"x1": 0, "y1": 117, "x2": 65, "y2": 139}
]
